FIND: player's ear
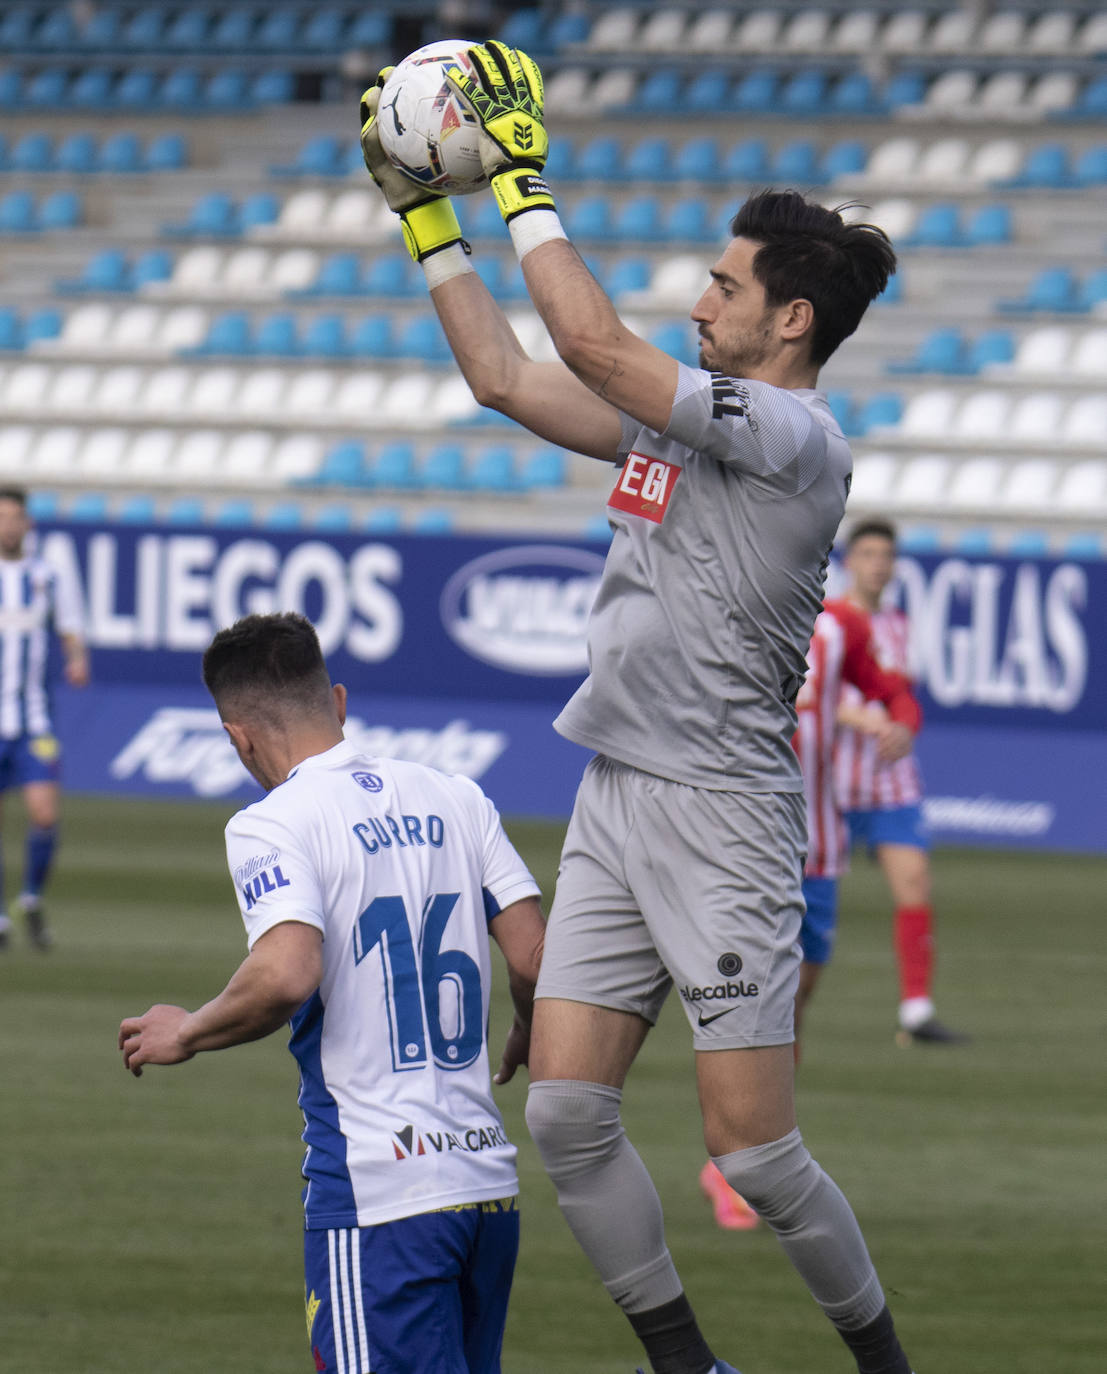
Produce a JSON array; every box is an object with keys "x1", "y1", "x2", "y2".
[
  {"x1": 332, "y1": 683, "x2": 347, "y2": 727},
  {"x1": 223, "y1": 718, "x2": 253, "y2": 763},
  {"x1": 779, "y1": 297, "x2": 815, "y2": 344}
]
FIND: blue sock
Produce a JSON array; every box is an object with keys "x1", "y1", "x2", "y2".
[{"x1": 25, "y1": 825, "x2": 57, "y2": 898}]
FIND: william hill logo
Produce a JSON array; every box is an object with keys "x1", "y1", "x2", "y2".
[{"x1": 392, "y1": 1122, "x2": 509, "y2": 1160}]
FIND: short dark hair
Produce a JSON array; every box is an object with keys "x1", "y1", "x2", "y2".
[
  {"x1": 0, "y1": 487, "x2": 28, "y2": 508},
  {"x1": 202, "y1": 613, "x2": 333, "y2": 724},
  {"x1": 730, "y1": 190, "x2": 897, "y2": 366},
  {"x1": 846, "y1": 517, "x2": 898, "y2": 548}
]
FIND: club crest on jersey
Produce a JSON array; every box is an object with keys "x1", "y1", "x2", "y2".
[
  {"x1": 351, "y1": 770, "x2": 383, "y2": 793},
  {"x1": 608, "y1": 452, "x2": 681, "y2": 524}
]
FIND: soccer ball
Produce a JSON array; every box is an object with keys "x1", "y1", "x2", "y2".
[{"x1": 376, "y1": 41, "x2": 489, "y2": 196}]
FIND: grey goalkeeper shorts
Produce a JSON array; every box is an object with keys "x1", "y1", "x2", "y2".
[{"x1": 536, "y1": 755, "x2": 806, "y2": 1050}]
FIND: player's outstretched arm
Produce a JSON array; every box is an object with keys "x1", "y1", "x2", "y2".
[
  {"x1": 118, "y1": 921, "x2": 322, "y2": 1076},
  {"x1": 449, "y1": 42, "x2": 681, "y2": 434},
  {"x1": 488, "y1": 895, "x2": 545, "y2": 1085}
]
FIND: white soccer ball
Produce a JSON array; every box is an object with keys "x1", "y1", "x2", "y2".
[{"x1": 376, "y1": 40, "x2": 489, "y2": 196}]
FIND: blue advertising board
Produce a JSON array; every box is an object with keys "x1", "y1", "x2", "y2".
[{"x1": 35, "y1": 523, "x2": 1107, "y2": 852}]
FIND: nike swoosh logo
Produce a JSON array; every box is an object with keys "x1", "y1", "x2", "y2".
[{"x1": 697, "y1": 1007, "x2": 738, "y2": 1028}]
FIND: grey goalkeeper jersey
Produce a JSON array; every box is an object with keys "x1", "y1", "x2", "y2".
[{"x1": 554, "y1": 363, "x2": 852, "y2": 792}]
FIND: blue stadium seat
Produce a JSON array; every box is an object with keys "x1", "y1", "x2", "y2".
[
  {"x1": 771, "y1": 140, "x2": 822, "y2": 184},
  {"x1": 954, "y1": 528, "x2": 994, "y2": 555},
  {"x1": 117, "y1": 494, "x2": 157, "y2": 523},
  {"x1": 0, "y1": 191, "x2": 38, "y2": 233},
  {"x1": 37, "y1": 10, "x2": 76, "y2": 48},
  {"x1": 1069, "y1": 76, "x2": 1107, "y2": 119},
  {"x1": 239, "y1": 191, "x2": 280, "y2": 232},
  {"x1": 12, "y1": 132, "x2": 53, "y2": 172},
  {"x1": 500, "y1": 260, "x2": 528, "y2": 301},
  {"x1": 999, "y1": 266, "x2": 1080, "y2": 313},
  {"x1": 855, "y1": 393, "x2": 905, "y2": 433},
  {"x1": 631, "y1": 70, "x2": 682, "y2": 113},
  {"x1": 966, "y1": 329, "x2": 1015, "y2": 371},
  {"x1": 473, "y1": 258, "x2": 504, "y2": 294},
  {"x1": 145, "y1": 132, "x2": 188, "y2": 172},
  {"x1": 621, "y1": 137, "x2": 672, "y2": 183},
  {"x1": 543, "y1": 139, "x2": 576, "y2": 181},
  {"x1": 821, "y1": 140, "x2": 868, "y2": 180},
  {"x1": 0, "y1": 307, "x2": 22, "y2": 351},
  {"x1": 883, "y1": 70, "x2": 927, "y2": 110},
  {"x1": 549, "y1": 11, "x2": 589, "y2": 47},
  {"x1": 1078, "y1": 269, "x2": 1107, "y2": 311},
  {"x1": 575, "y1": 136, "x2": 621, "y2": 181},
  {"x1": 371, "y1": 441, "x2": 417, "y2": 488},
  {"x1": 521, "y1": 448, "x2": 566, "y2": 489},
  {"x1": 904, "y1": 203, "x2": 962, "y2": 248},
  {"x1": 165, "y1": 191, "x2": 238, "y2": 237},
  {"x1": 158, "y1": 68, "x2": 202, "y2": 107},
  {"x1": 115, "y1": 69, "x2": 158, "y2": 108},
  {"x1": 251, "y1": 70, "x2": 294, "y2": 104},
  {"x1": 963, "y1": 204, "x2": 1013, "y2": 246},
  {"x1": 665, "y1": 198, "x2": 715, "y2": 244},
  {"x1": 824, "y1": 390, "x2": 856, "y2": 435},
  {"x1": 27, "y1": 492, "x2": 60, "y2": 522},
  {"x1": 38, "y1": 189, "x2": 82, "y2": 230},
  {"x1": 349, "y1": 314, "x2": 394, "y2": 357},
  {"x1": 304, "y1": 253, "x2": 362, "y2": 297},
  {"x1": 615, "y1": 196, "x2": 666, "y2": 243},
  {"x1": 603, "y1": 257, "x2": 652, "y2": 298},
  {"x1": 649, "y1": 322, "x2": 697, "y2": 365},
  {"x1": 411, "y1": 509, "x2": 455, "y2": 535},
  {"x1": 887, "y1": 327, "x2": 967, "y2": 375},
  {"x1": 263, "y1": 502, "x2": 304, "y2": 529},
  {"x1": 362, "y1": 254, "x2": 416, "y2": 297},
  {"x1": 273, "y1": 134, "x2": 344, "y2": 178},
  {"x1": 733, "y1": 70, "x2": 778, "y2": 114},
  {"x1": 25, "y1": 68, "x2": 69, "y2": 107},
  {"x1": 684, "y1": 70, "x2": 731, "y2": 114},
  {"x1": 214, "y1": 500, "x2": 254, "y2": 527},
  {"x1": 1061, "y1": 532, "x2": 1104, "y2": 559},
  {"x1": 123, "y1": 7, "x2": 167, "y2": 48},
  {"x1": 132, "y1": 249, "x2": 173, "y2": 288},
  {"x1": 1006, "y1": 530, "x2": 1050, "y2": 558},
  {"x1": 316, "y1": 441, "x2": 368, "y2": 486},
  {"x1": 253, "y1": 313, "x2": 300, "y2": 356},
  {"x1": 55, "y1": 132, "x2": 98, "y2": 173},
  {"x1": 165, "y1": 497, "x2": 206, "y2": 525},
  {"x1": 779, "y1": 71, "x2": 828, "y2": 117},
  {"x1": 470, "y1": 445, "x2": 518, "y2": 491},
  {"x1": 211, "y1": 11, "x2": 253, "y2": 49},
  {"x1": 395, "y1": 315, "x2": 452, "y2": 364},
  {"x1": 420, "y1": 443, "x2": 469, "y2": 490},
  {"x1": 0, "y1": 10, "x2": 35, "y2": 46},
  {"x1": 565, "y1": 196, "x2": 615, "y2": 241},
  {"x1": 362, "y1": 505, "x2": 401, "y2": 532},
  {"x1": 165, "y1": 9, "x2": 210, "y2": 49},
  {"x1": 314, "y1": 505, "x2": 353, "y2": 531},
  {"x1": 722, "y1": 138, "x2": 769, "y2": 181},
  {"x1": 100, "y1": 132, "x2": 143, "y2": 174},
  {"x1": 461, "y1": 195, "x2": 508, "y2": 240},
  {"x1": 81, "y1": 10, "x2": 122, "y2": 48},
  {"x1": 68, "y1": 492, "x2": 109, "y2": 523},
  {"x1": 23, "y1": 306, "x2": 62, "y2": 344},
  {"x1": 673, "y1": 136, "x2": 724, "y2": 183},
  {"x1": 257, "y1": 11, "x2": 299, "y2": 50},
  {"x1": 204, "y1": 69, "x2": 250, "y2": 110},
  {"x1": 897, "y1": 527, "x2": 941, "y2": 553},
  {"x1": 497, "y1": 9, "x2": 547, "y2": 52},
  {"x1": 197, "y1": 311, "x2": 252, "y2": 355},
  {"x1": 1005, "y1": 143, "x2": 1072, "y2": 189},
  {"x1": 302, "y1": 9, "x2": 347, "y2": 50},
  {"x1": 348, "y1": 12, "x2": 390, "y2": 47},
  {"x1": 830, "y1": 72, "x2": 879, "y2": 116},
  {"x1": 1074, "y1": 145, "x2": 1107, "y2": 185},
  {"x1": 60, "y1": 247, "x2": 130, "y2": 293},
  {"x1": 69, "y1": 68, "x2": 114, "y2": 108},
  {"x1": 301, "y1": 314, "x2": 348, "y2": 358},
  {"x1": 876, "y1": 272, "x2": 904, "y2": 305},
  {"x1": 0, "y1": 71, "x2": 22, "y2": 109}
]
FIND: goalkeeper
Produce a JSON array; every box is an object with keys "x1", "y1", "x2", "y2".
[{"x1": 361, "y1": 43, "x2": 914, "y2": 1374}]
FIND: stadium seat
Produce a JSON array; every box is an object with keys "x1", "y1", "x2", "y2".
[
  {"x1": 779, "y1": 71, "x2": 828, "y2": 117},
  {"x1": 1071, "y1": 329, "x2": 1107, "y2": 375},
  {"x1": 665, "y1": 199, "x2": 715, "y2": 244},
  {"x1": 576, "y1": 136, "x2": 621, "y2": 181},
  {"x1": 848, "y1": 453, "x2": 898, "y2": 505},
  {"x1": 1077, "y1": 270, "x2": 1107, "y2": 311},
  {"x1": 736, "y1": 9, "x2": 782, "y2": 52},
  {"x1": 420, "y1": 443, "x2": 469, "y2": 491},
  {"x1": 896, "y1": 455, "x2": 952, "y2": 507},
  {"x1": 966, "y1": 329, "x2": 1016, "y2": 372},
  {"x1": 55, "y1": 132, "x2": 98, "y2": 174},
  {"x1": 175, "y1": 429, "x2": 226, "y2": 478},
  {"x1": 887, "y1": 327, "x2": 967, "y2": 375},
  {"x1": 883, "y1": 70, "x2": 927, "y2": 110},
  {"x1": 621, "y1": 137, "x2": 672, "y2": 182},
  {"x1": 565, "y1": 197, "x2": 614, "y2": 241},
  {"x1": 237, "y1": 368, "x2": 287, "y2": 416},
  {"x1": 12, "y1": 132, "x2": 54, "y2": 172},
  {"x1": 822, "y1": 140, "x2": 867, "y2": 180},
  {"x1": 948, "y1": 457, "x2": 1004, "y2": 509},
  {"x1": 1055, "y1": 461, "x2": 1107, "y2": 514},
  {"x1": 1006, "y1": 143, "x2": 1073, "y2": 189},
  {"x1": 521, "y1": 448, "x2": 566, "y2": 489},
  {"x1": 349, "y1": 314, "x2": 394, "y2": 358},
  {"x1": 140, "y1": 365, "x2": 192, "y2": 414},
  {"x1": 615, "y1": 196, "x2": 666, "y2": 243},
  {"x1": 733, "y1": 69, "x2": 778, "y2": 114},
  {"x1": 363, "y1": 254, "x2": 416, "y2": 297},
  {"x1": 771, "y1": 140, "x2": 821, "y2": 184},
  {"x1": 954, "y1": 391, "x2": 1009, "y2": 441},
  {"x1": 284, "y1": 368, "x2": 336, "y2": 416},
  {"x1": 49, "y1": 365, "x2": 99, "y2": 412},
  {"x1": 963, "y1": 204, "x2": 1013, "y2": 246},
  {"x1": 251, "y1": 70, "x2": 295, "y2": 104},
  {"x1": 855, "y1": 392, "x2": 905, "y2": 433},
  {"x1": 67, "y1": 491, "x2": 110, "y2": 522},
  {"x1": 165, "y1": 192, "x2": 239, "y2": 238},
  {"x1": 722, "y1": 138, "x2": 770, "y2": 181},
  {"x1": 898, "y1": 389, "x2": 956, "y2": 439},
  {"x1": 315, "y1": 440, "x2": 367, "y2": 487},
  {"x1": 301, "y1": 314, "x2": 348, "y2": 358},
  {"x1": 253, "y1": 313, "x2": 299, "y2": 357},
  {"x1": 146, "y1": 132, "x2": 188, "y2": 172},
  {"x1": 269, "y1": 249, "x2": 320, "y2": 294},
  {"x1": 31, "y1": 427, "x2": 82, "y2": 476},
  {"x1": 470, "y1": 445, "x2": 518, "y2": 492},
  {"x1": 221, "y1": 246, "x2": 270, "y2": 293},
  {"x1": 273, "y1": 434, "x2": 325, "y2": 483},
  {"x1": 24, "y1": 308, "x2": 62, "y2": 346},
  {"x1": 196, "y1": 311, "x2": 251, "y2": 356},
  {"x1": 100, "y1": 131, "x2": 143, "y2": 173},
  {"x1": 1062, "y1": 395, "x2": 1107, "y2": 446},
  {"x1": 1009, "y1": 393, "x2": 1065, "y2": 442},
  {"x1": 999, "y1": 267, "x2": 1080, "y2": 313},
  {"x1": 39, "y1": 190, "x2": 82, "y2": 230},
  {"x1": 684, "y1": 70, "x2": 732, "y2": 114},
  {"x1": 903, "y1": 203, "x2": 962, "y2": 248},
  {"x1": 1003, "y1": 459, "x2": 1056, "y2": 511},
  {"x1": 69, "y1": 69, "x2": 114, "y2": 109},
  {"x1": 117, "y1": 494, "x2": 157, "y2": 523},
  {"x1": 110, "y1": 304, "x2": 160, "y2": 351},
  {"x1": 1013, "y1": 326, "x2": 1072, "y2": 374},
  {"x1": 125, "y1": 429, "x2": 175, "y2": 478},
  {"x1": 371, "y1": 441, "x2": 417, "y2": 488},
  {"x1": 94, "y1": 366, "x2": 145, "y2": 413},
  {"x1": 77, "y1": 427, "x2": 130, "y2": 476},
  {"x1": 0, "y1": 192, "x2": 39, "y2": 233},
  {"x1": 395, "y1": 315, "x2": 452, "y2": 364}
]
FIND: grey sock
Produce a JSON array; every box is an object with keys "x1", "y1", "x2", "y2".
[
  {"x1": 713, "y1": 1127, "x2": 886, "y2": 1329},
  {"x1": 526, "y1": 1079, "x2": 684, "y2": 1313}
]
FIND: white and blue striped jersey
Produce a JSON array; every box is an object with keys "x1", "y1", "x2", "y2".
[
  {"x1": 223, "y1": 739, "x2": 540, "y2": 1230},
  {"x1": 0, "y1": 555, "x2": 82, "y2": 739}
]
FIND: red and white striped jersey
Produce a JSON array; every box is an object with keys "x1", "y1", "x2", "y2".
[
  {"x1": 793, "y1": 601, "x2": 921, "y2": 877},
  {"x1": 835, "y1": 605, "x2": 923, "y2": 812}
]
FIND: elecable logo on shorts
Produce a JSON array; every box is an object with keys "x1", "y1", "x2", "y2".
[
  {"x1": 680, "y1": 951, "x2": 759, "y2": 1026},
  {"x1": 608, "y1": 452, "x2": 681, "y2": 524}
]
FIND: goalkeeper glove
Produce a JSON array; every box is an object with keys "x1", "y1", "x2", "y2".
[
  {"x1": 447, "y1": 41, "x2": 556, "y2": 225},
  {"x1": 359, "y1": 71, "x2": 467, "y2": 264}
]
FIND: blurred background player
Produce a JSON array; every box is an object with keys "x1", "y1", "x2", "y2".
[
  {"x1": 700, "y1": 595, "x2": 921, "y2": 1232},
  {"x1": 0, "y1": 486, "x2": 88, "y2": 951},
  {"x1": 362, "y1": 41, "x2": 914, "y2": 1374},
  {"x1": 836, "y1": 518, "x2": 969, "y2": 1045},
  {"x1": 119, "y1": 612, "x2": 545, "y2": 1374}
]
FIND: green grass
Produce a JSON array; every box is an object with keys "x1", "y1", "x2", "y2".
[{"x1": 0, "y1": 797, "x2": 1104, "y2": 1373}]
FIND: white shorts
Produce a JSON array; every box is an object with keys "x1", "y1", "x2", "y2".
[{"x1": 536, "y1": 755, "x2": 805, "y2": 1049}]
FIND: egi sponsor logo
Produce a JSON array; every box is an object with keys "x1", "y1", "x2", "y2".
[
  {"x1": 440, "y1": 544, "x2": 604, "y2": 675},
  {"x1": 391, "y1": 1121, "x2": 510, "y2": 1160},
  {"x1": 110, "y1": 708, "x2": 508, "y2": 797}
]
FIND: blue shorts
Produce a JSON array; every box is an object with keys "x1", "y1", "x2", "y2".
[
  {"x1": 0, "y1": 734, "x2": 61, "y2": 790},
  {"x1": 845, "y1": 804, "x2": 929, "y2": 853},
  {"x1": 303, "y1": 1198, "x2": 519, "y2": 1374},
  {"x1": 800, "y1": 875, "x2": 838, "y2": 966}
]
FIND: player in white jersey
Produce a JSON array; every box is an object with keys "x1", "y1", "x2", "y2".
[
  {"x1": 360, "y1": 42, "x2": 915, "y2": 1374},
  {"x1": 0, "y1": 487, "x2": 88, "y2": 951},
  {"x1": 119, "y1": 613, "x2": 545, "y2": 1374},
  {"x1": 835, "y1": 518, "x2": 969, "y2": 1046}
]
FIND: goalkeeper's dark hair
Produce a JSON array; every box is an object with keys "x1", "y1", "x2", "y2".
[
  {"x1": 0, "y1": 486, "x2": 27, "y2": 508},
  {"x1": 846, "y1": 516, "x2": 898, "y2": 548},
  {"x1": 203, "y1": 612, "x2": 333, "y2": 725},
  {"x1": 730, "y1": 190, "x2": 896, "y2": 366}
]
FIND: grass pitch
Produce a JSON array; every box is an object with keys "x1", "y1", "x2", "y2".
[{"x1": 0, "y1": 796, "x2": 1103, "y2": 1373}]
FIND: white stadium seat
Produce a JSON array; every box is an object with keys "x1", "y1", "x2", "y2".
[
  {"x1": 238, "y1": 368, "x2": 288, "y2": 416},
  {"x1": 168, "y1": 247, "x2": 224, "y2": 293},
  {"x1": 174, "y1": 429, "x2": 225, "y2": 477},
  {"x1": 1061, "y1": 395, "x2": 1107, "y2": 445},
  {"x1": 968, "y1": 138, "x2": 1023, "y2": 183},
  {"x1": 1002, "y1": 459, "x2": 1057, "y2": 510},
  {"x1": 30, "y1": 426, "x2": 81, "y2": 475},
  {"x1": 0, "y1": 425, "x2": 35, "y2": 472},
  {"x1": 1029, "y1": 72, "x2": 1080, "y2": 113},
  {"x1": 831, "y1": 9, "x2": 880, "y2": 52},
  {"x1": 95, "y1": 365, "x2": 146, "y2": 413},
  {"x1": 1008, "y1": 393, "x2": 1065, "y2": 442},
  {"x1": 686, "y1": 10, "x2": 737, "y2": 52},
  {"x1": 377, "y1": 373, "x2": 434, "y2": 425},
  {"x1": 1013, "y1": 327, "x2": 1072, "y2": 375},
  {"x1": 332, "y1": 371, "x2": 386, "y2": 418},
  {"x1": 849, "y1": 451, "x2": 898, "y2": 504},
  {"x1": 268, "y1": 249, "x2": 320, "y2": 293},
  {"x1": 1077, "y1": 12, "x2": 1107, "y2": 52},
  {"x1": 544, "y1": 67, "x2": 592, "y2": 116},
  {"x1": 866, "y1": 198, "x2": 917, "y2": 240},
  {"x1": 879, "y1": 10, "x2": 929, "y2": 54},
  {"x1": 589, "y1": 69, "x2": 636, "y2": 109},
  {"x1": 49, "y1": 364, "x2": 99, "y2": 411},
  {"x1": 781, "y1": 9, "x2": 832, "y2": 52},
  {"x1": 736, "y1": 8, "x2": 783, "y2": 51},
  {"x1": 924, "y1": 70, "x2": 978, "y2": 113},
  {"x1": 1028, "y1": 12, "x2": 1077, "y2": 53},
  {"x1": 76, "y1": 427, "x2": 130, "y2": 477},
  {"x1": 2, "y1": 362, "x2": 52, "y2": 409},
  {"x1": 587, "y1": 7, "x2": 637, "y2": 50},
  {"x1": 156, "y1": 305, "x2": 208, "y2": 352},
  {"x1": 978, "y1": 11, "x2": 1026, "y2": 53},
  {"x1": 899, "y1": 389, "x2": 958, "y2": 439},
  {"x1": 189, "y1": 367, "x2": 239, "y2": 418},
  {"x1": 953, "y1": 390, "x2": 1009, "y2": 441},
  {"x1": 862, "y1": 140, "x2": 920, "y2": 184},
  {"x1": 110, "y1": 304, "x2": 161, "y2": 351},
  {"x1": 277, "y1": 189, "x2": 329, "y2": 235},
  {"x1": 126, "y1": 428, "x2": 177, "y2": 477},
  {"x1": 896, "y1": 454, "x2": 952, "y2": 505},
  {"x1": 58, "y1": 303, "x2": 114, "y2": 351},
  {"x1": 1070, "y1": 330, "x2": 1107, "y2": 376},
  {"x1": 140, "y1": 365, "x2": 192, "y2": 415},
  {"x1": 917, "y1": 137, "x2": 970, "y2": 182},
  {"x1": 948, "y1": 456, "x2": 1005, "y2": 507},
  {"x1": 646, "y1": 255, "x2": 710, "y2": 307},
  {"x1": 220, "y1": 246, "x2": 271, "y2": 293},
  {"x1": 327, "y1": 188, "x2": 376, "y2": 237},
  {"x1": 929, "y1": 10, "x2": 977, "y2": 52},
  {"x1": 975, "y1": 72, "x2": 1030, "y2": 115},
  {"x1": 638, "y1": 9, "x2": 687, "y2": 52},
  {"x1": 223, "y1": 431, "x2": 273, "y2": 480},
  {"x1": 284, "y1": 368, "x2": 336, "y2": 415},
  {"x1": 1055, "y1": 460, "x2": 1107, "y2": 512},
  {"x1": 272, "y1": 433, "x2": 324, "y2": 482},
  {"x1": 429, "y1": 374, "x2": 481, "y2": 425}
]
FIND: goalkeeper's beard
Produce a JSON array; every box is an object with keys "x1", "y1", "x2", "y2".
[{"x1": 698, "y1": 313, "x2": 775, "y2": 377}]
